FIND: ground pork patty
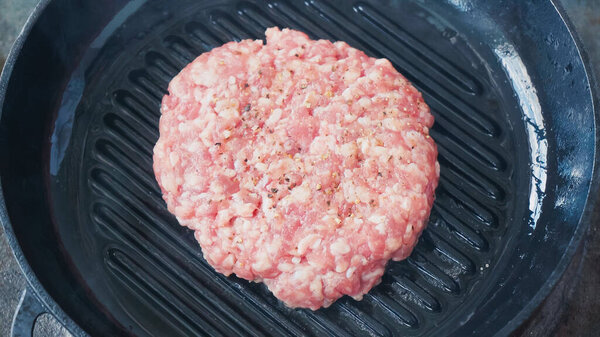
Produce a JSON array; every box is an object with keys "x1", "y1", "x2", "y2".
[{"x1": 153, "y1": 27, "x2": 439, "y2": 310}]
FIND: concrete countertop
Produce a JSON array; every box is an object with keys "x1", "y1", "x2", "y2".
[{"x1": 1, "y1": 0, "x2": 598, "y2": 336}]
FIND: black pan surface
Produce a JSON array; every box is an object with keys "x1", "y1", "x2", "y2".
[{"x1": 0, "y1": 0, "x2": 597, "y2": 336}]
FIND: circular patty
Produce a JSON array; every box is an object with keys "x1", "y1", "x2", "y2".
[{"x1": 153, "y1": 27, "x2": 439, "y2": 309}]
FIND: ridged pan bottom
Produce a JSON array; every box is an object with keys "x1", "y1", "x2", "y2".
[{"x1": 48, "y1": 0, "x2": 529, "y2": 336}]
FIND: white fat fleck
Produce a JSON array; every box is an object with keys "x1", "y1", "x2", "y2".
[
  {"x1": 361, "y1": 267, "x2": 384, "y2": 282},
  {"x1": 309, "y1": 277, "x2": 323, "y2": 298},
  {"x1": 382, "y1": 118, "x2": 402, "y2": 131},
  {"x1": 255, "y1": 162, "x2": 267, "y2": 172},
  {"x1": 265, "y1": 108, "x2": 283, "y2": 126},
  {"x1": 309, "y1": 135, "x2": 335, "y2": 154},
  {"x1": 340, "y1": 142, "x2": 358, "y2": 157},
  {"x1": 223, "y1": 169, "x2": 236, "y2": 178},
  {"x1": 354, "y1": 185, "x2": 371, "y2": 201},
  {"x1": 375, "y1": 58, "x2": 391, "y2": 66},
  {"x1": 267, "y1": 237, "x2": 282, "y2": 255},
  {"x1": 309, "y1": 55, "x2": 322, "y2": 63},
  {"x1": 344, "y1": 69, "x2": 360, "y2": 84},
  {"x1": 297, "y1": 234, "x2": 320, "y2": 255},
  {"x1": 346, "y1": 267, "x2": 357, "y2": 279},
  {"x1": 330, "y1": 238, "x2": 351, "y2": 255},
  {"x1": 335, "y1": 261, "x2": 349, "y2": 273},
  {"x1": 341, "y1": 87, "x2": 354, "y2": 100},
  {"x1": 234, "y1": 202, "x2": 256, "y2": 218},
  {"x1": 357, "y1": 117, "x2": 371, "y2": 126},
  {"x1": 218, "y1": 108, "x2": 239, "y2": 121},
  {"x1": 178, "y1": 122, "x2": 193, "y2": 133},
  {"x1": 344, "y1": 113, "x2": 357, "y2": 123},
  {"x1": 385, "y1": 237, "x2": 402, "y2": 252},
  {"x1": 403, "y1": 224, "x2": 414, "y2": 242},
  {"x1": 222, "y1": 254, "x2": 235, "y2": 267},
  {"x1": 251, "y1": 251, "x2": 271, "y2": 272},
  {"x1": 191, "y1": 65, "x2": 217, "y2": 86},
  {"x1": 369, "y1": 214, "x2": 387, "y2": 235},
  {"x1": 368, "y1": 214, "x2": 386, "y2": 223},
  {"x1": 356, "y1": 137, "x2": 371, "y2": 154},
  {"x1": 184, "y1": 173, "x2": 202, "y2": 186},
  {"x1": 161, "y1": 173, "x2": 176, "y2": 192},
  {"x1": 184, "y1": 141, "x2": 201, "y2": 152},
  {"x1": 357, "y1": 97, "x2": 371, "y2": 108},
  {"x1": 400, "y1": 197, "x2": 410, "y2": 211},
  {"x1": 352, "y1": 294, "x2": 364, "y2": 301},
  {"x1": 289, "y1": 185, "x2": 310, "y2": 203},
  {"x1": 257, "y1": 175, "x2": 269, "y2": 189},
  {"x1": 292, "y1": 268, "x2": 309, "y2": 281},
  {"x1": 209, "y1": 180, "x2": 224, "y2": 194},
  {"x1": 278, "y1": 263, "x2": 293, "y2": 272},
  {"x1": 351, "y1": 255, "x2": 368, "y2": 266},
  {"x1": 169, "y1": 152, "x2": 180, "y2": 166},
  {"x1": 367, "y1": 70, "x2": 382, "y2": 82},
  {"x1": 234, "y1": 159, "x2": 243, "y2": 171}
]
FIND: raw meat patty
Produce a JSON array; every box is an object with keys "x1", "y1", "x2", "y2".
[{"x1": 153, "y1": 27, "x2": 439, "y2": 310}]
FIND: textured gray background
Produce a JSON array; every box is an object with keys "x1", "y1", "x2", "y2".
[{"x1": 0, "y1": 0, "x2": 598, "y2": 336}]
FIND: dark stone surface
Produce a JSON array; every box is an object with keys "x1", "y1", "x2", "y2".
[
  {"x1": 0, "y1": 0, "x2": 38, "y2": 58},
  {"x1": 0, "y1": 0, "x2": 598, "y2": 336}
]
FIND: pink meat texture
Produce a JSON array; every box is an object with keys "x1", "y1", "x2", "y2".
[{"x1": 153, "y1": 27, "x2": 439, "y2": 310}]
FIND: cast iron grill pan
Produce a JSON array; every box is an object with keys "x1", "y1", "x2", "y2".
[
  {"x1": 59, "y1": 1, "x2": 519, "y2": 334},
  {"x1": 0, "y1": 0, "x2": 596, "y2": 336}
]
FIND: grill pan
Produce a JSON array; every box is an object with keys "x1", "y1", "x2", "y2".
[{"x1": 0, "y1": 0, "x2": 598, "y2": 336}]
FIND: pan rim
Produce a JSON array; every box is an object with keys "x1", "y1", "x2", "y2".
[
  {"x1": 0, "y1": 0, "x2": 88, "y2": 335},
  {"x1": 0, "y1": 1, "x2": 597, "y2": 336},
  {"x1": 494, "y1": 0, "x2": 600, "y2": 335}
]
